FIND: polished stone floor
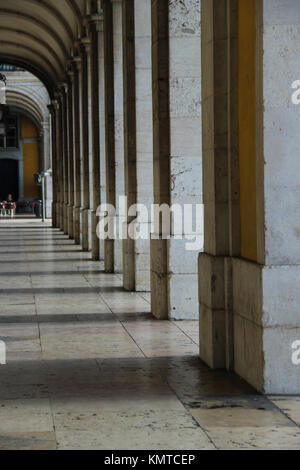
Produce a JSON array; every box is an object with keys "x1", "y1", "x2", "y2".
[{"x1": 0, "y1": 218, "x2": 299, "y2": 450}]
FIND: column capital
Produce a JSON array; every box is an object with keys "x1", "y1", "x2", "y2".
[
  {"x1": 89, "y1": 13, "x2": 104, "y2": 32},
  {"x1": 52, "y1": 98, "x2": 60, "y2": 111},
  {"x1": 72, "y1": 56, "x2": 82, "y2": 71},
  {"x1": 57, "y1": 82, "x2": 68, "y2": 95},
  {"x1": 80, "y1": 36, "x2": 91, "y2": 53},
  {"x1": 47, "y1": 104, "x2": 55, "y2": 115},
  {"x1": 67, "y1": 67, "x2": 74, "y2": 81},
  {"x1": 66, "y1": 59, "x2": 75, "y2": 76}
]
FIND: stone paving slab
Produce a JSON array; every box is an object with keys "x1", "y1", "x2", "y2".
[{"x1": 0, "y1": 222, "x2": 299, "y2": 449}]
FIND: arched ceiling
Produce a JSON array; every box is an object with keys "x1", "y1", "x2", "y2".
[
  {"x1": 7, "y1": 90, "x2": 47, "y2": 125},
  {"x1": 0, "y1": 0, "x2": 86, "y2": 97}
]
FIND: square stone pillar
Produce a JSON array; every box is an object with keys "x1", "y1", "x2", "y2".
[
  {"x1": 111, "y1": 0, "x2": 125, "y2": 273},
  {"x1": 151, "y1": 0, "x2": 202, "y2": 319},
  {"x1": 72, "y1": 58, "x2": 82, "y2": 245},
  {"x1": 99, "y1": 10, "x2": 107, "y2": 262},
  {"x1": 53, "y1": 96, "x2": 63, "y2": 231},
  {"x1": 122, "y1": 0, "x2": 137, "y2": 291},
  {"x1": 60, "y1": 85, "x2": 69, "y2": 235},
  {"x1": 66, "y1": 72, "x2": 74, "y2": 239},
  {"x1": 168, "y1": 0, "x2": 202, "y2": 319},
  {"x1": 89, "y1": 13, "x2": 104, "y2": 261},
  {"x1": 123, "y1": 0, "x2": 153, "y2": 292},
  {"x1": 79, "y1": 39, "x2": 91, "y2": 252},
  {"x1": 150, "y1": 0, "x2": 170, "y2": 319},
  {"x1": 199, "y1": 0, "x2": 232, "y2": 368},
  {"x1": 231, "y1": 0, "x2": 300, "y2": 394},
  {"x1": 200, "y1": 0, "x2": 300, "y2": 394},
  {"x1": 103, "y1": 0, "x2": 116, "y2": 273},
  {"x1": 49, "y1": 104, "x2": 58, "y2": 227}
]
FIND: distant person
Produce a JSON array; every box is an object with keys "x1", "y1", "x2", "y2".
[{"x1": 5, "y1": 194, "x2": 16, "y2": 217}]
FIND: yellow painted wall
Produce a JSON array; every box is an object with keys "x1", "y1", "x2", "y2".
[
  {"x1": 21, "y1": 116, "x2": 40, "y2": 199},
  {"x1": 238, "y1": 0, "x2": 257, "y2": 261}
]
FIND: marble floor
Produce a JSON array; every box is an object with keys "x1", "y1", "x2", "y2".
[{"x1": 0, "y1": 218, "x2": 299, "y2": 450}]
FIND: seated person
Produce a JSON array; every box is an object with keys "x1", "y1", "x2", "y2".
[{"x1": 4, "y1": 194, "x2": 16, "y2": 216}]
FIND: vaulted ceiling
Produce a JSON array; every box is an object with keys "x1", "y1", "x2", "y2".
[{"x1": 0, "y1": 0, "x2": 86, "y2": 96}]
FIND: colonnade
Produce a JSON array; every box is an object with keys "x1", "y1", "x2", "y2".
[
  {"x1": 50, "y1": 0, "x2": 202, "y2": 321},
  {"x1": 49, "y1": 0, "x2": 300, "y2": 394}
]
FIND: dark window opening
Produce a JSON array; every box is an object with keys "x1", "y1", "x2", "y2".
[{"x1": 0, "y1": 115, "x2": 18, "y2": 149}]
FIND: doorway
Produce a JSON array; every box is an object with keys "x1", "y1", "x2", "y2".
[{"x1": 0, "y1": 159, "x2": 19, "y2": 201}]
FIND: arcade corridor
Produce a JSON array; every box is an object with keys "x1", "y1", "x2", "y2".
[{"x1": 0, "y1": 219, "x2": 300, "y2": 450}]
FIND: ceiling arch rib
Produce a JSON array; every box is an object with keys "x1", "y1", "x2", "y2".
[
  {"x1": 66, "y1": 0, "x2": 84, "y2": 24},
  {"x1": 0, "y1": 9, "x2": 69, "y2": 58},
  {"x1": 0, "y1": 1, "x2": 86, "y2": 94},
  {"x1": 0, "y1": 15, "x2": 66, "y2": 68},
  {"x1": 0, "y1": 42, "x2": 59, "y2": 82},
  {"x1": 0, "y1": 30, "x2": 64, "y2": 74},
  {"x1": 0, "y1": 56, "x2": 56, "y2": 97},
  {"x1": 23, "y1": 0, "x2": 75, "y2": 43},
  {"x1": 6, "y1": 86, "x2": 50, "y2": 121},
  {"x1": 8, "y1": 98, "x2": 44, "y2": 126}
]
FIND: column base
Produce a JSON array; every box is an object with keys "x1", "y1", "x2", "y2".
[
  {"x1": 232, "y1": 258, "x2": 300, "y2": 394},
  {"x1": 123, "y1": 236, "x2": 135, "y2": 291},
  {"x1": 151, "y1": 235, "x2": 200, "y2": 320},
  {"x1": 73, "y1": 206, "x2": 81, "y2": 245},
  {"x1": 91, "y1": 210, "x2": 100, "y2": 261},
  {"x1": 150, "y1": 235, "x2": 168, "y2": 320},
  {"x1": 81, "y1": 208, "x2": 89, "y2": 252},
  {"x1": 122, "y1": 221, "x2": 151, "y2": 292},
  {"x1": 63, "y1": 203, "x2": 68, "y2": 234},
  {"x1": 168, "y1": 237, "x2": 199, "y2": 320},
  {"x1": 198, "y1": 253, "x2": 226, "y2": 369},
  {"x1": 59, "y1": 203, "x2": 64, "y2": 230},
  {"x1": 104, "y1": 239, "x2": 114, "y2": 273},
  {"x1": 67, "y1": 204, "x2": 74, "y2": 239},
  {"x1": 113, "y1": 215, "x2": 124, "y2": 273},
  {"x1": 52, "y1": 202, "x2": 57, "y2": 228}
]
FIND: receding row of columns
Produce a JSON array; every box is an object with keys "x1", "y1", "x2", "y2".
[
  {"x1": 50, "y1": 0, "x2": 202, "y2": 322},
  {"x1": 49, "y1": 0, "x2": 300, "y2": 394}
]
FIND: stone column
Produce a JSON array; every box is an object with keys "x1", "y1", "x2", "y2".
[
  {"x1": 150, "y1": 0, "x2": 170, "y2": 319},
  {"x1": 72, "y1": 58, "x2": 82, "y2": 244},
  {"x1": 53, "y1": 94, "x2": 64, "y2": 230},
  {"x1": 169, "y1": 0, "x2": 202, "y2": 319},
  {"x1": 132, "y1": 0, "x2": 154, "y2": 292},
  {"x1": 89, "y1": 12, "x2": 103, "y2": 261},
  {"x1": 199, "y1": 0, "x2": 231, "y2": 368},
  {"x1": 41, "y1": 121, "x2": 50, "y2": 170},
  {"x1": 61, "y1": 85, "x2": 70, "y2": 235},
  {"x1": 103, "y1": 0, "x2": 116, "y2": 272},
  {"x1": 67, "y1": 71, "x2": 75, "y2": 238},
  {"x1": 99, "y1": 8, "x2": 107, "y2": 262},
  {"x1": 87, "y1": 39, "x2": 94, "y2": 253},
  {"x1": 79, "y1": 38, "x2": 91, "y2": 252},
  {"x1": 111, "y1": 0, "x2": 125, "y2": 273},
  {"x1": 230, "y1": 0, "x2": 300, "y2": 394},
  {"x1": 151, "y1": 0, "x2": 202, "y2": 320},
  {"x1": 122, "y1": 0, "x2": 137, "y2": 290},
  {"x1": 41, "y1": 121, "x2": 52, "y2": 219},
  {"x1": 49, "y1": 104, "x2": 58, "y2": 227}
]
